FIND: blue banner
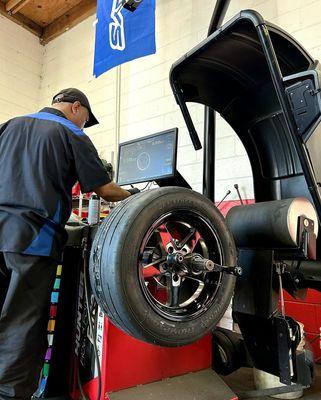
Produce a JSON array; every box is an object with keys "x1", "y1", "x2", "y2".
[{"x1": 94, "y1": 0, "x2": 156, "y2": 77}]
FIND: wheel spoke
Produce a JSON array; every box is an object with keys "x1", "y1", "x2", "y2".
[
  {"x1": 189, "y1": 231, "x2": 201, "y2": 252},
  {"x1": 158, "y1": 223, "x2": 176, "y2": 250},
  {"x1": 142, "y1": 257, "x2": 166, "y2": 278},
  {"x1": 179, "y1": 276, "x2": 205, "y2": 307},
  {"x1": 166, "y1": 274, "x2": 182, "y2": 307},
  {"x1": 184, "y1": 275, "x2": 204, "y2": 285},
  {"x1": 177, "y1": 227, "x2": 196, "y2": 249}
]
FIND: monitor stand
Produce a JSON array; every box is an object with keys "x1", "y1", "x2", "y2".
[{"x1": 155, "y1": 170, "x2": 191, "y2": 189}]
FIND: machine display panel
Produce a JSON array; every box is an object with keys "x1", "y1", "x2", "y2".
[{"x1": 117, "y1": 128, "x2": 178, "y2": 186}]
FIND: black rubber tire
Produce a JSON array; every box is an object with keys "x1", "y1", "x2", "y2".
[
  {"x1": 212, "y1": 328, "x2": 243, "y2": 375},
  {"x1": 89, "y1": 187, "x2": 236, "y2": 347}
]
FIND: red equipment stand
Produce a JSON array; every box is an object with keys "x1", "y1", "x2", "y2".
[
  {"x1": 70, "y1": 313, "x2": 237, "y2": 400},
  {"x1": 35, "y1": 218, "x2": 239, "y2": 400}
]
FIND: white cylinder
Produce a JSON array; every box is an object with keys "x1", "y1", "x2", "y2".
[{"x1": 253, "y1": 368, "x2": 303, "y2": 399}]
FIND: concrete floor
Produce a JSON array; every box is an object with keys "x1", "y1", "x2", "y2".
[
  {"x1": 109, "y1": 369, "x2": 236, "y2": 400},
  {"x1": 222, "y1": 365, "x2": 321, "y2": 400},
  {"x1": 109, "y1": 365, "x2": 321, "y2": 400}
]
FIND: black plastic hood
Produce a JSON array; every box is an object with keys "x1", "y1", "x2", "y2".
[
  {"x1": 171, "y1": 10, "x2": 312, "y2": 117},
  {"x1": 170, "y1": 10, "x2": 320, "y2": 209}
]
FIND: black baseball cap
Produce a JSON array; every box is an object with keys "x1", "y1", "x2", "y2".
[{"x1": 52, "y1": 88, "x2": 99, "y2": 128}]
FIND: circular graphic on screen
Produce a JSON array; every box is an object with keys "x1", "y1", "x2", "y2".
[{"x1": 137, "y1": 152, "x2": 151, "y2": 171}]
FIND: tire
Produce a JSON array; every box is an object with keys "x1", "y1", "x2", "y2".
[
  {"x1": 212, "y1": 328, "x2": 244, "y2": 375},
  {"x1": 89, "y1": 187, "x2": 236, "y2": 347}
]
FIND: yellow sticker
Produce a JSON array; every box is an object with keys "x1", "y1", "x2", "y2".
[{"x1": 47, "y1": 319, "x2": 56, "y2": 332}]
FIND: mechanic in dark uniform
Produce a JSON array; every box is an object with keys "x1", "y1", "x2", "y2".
[{"x1": 0, "y1": 88, "x2": 136, "y2": 400}]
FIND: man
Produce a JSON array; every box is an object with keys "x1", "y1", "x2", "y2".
[{"x1": 0, "y1": 88, "x2": 134, "y2": 399}]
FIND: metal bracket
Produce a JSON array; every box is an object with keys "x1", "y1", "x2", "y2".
[
  {"x1": 237, "y1": 384, "x2": 306, "y2": 399},
  {"x1": 213, "y1": 263, "x2": 242, "y2": 276}
]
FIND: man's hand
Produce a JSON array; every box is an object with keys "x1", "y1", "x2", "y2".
[{"x1": 94, "y1": 181, "x2": 131, "y2": 202}]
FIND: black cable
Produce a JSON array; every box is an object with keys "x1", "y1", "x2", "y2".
[
  {"x1": 216, "y1": 190, "x2": 231, "y2": 207},
  {"x1": 295, "y1": 260, "x2": 302, "y2": 271},
  {"x1": 141, "y1": 181, "x2": 151, "y2": 190},
  {"x1": 234, "y1": 184, "x2": 244, "y2": 205},
  {"x1": 76, "y1": 298, "x2": 100, "y2": 400},
  {"x1": 128, "y1": 181, "x2": 151, "y2": 192},
  {"x1": 130, "y1": 182, "x2": 151, "y2": 190},
  {"x1": 76, "y1": 272, "x2": 90, "y2": 400},
  {"x1": 76, "y1": 234, "x2": 102, "y2": 400},
  {"x1": 308, "y1": 333, "x2": 320, "y2": 344},
  {"x1": 77, "y1": 367, "x2": 89, "y2": 400},
  {"x1": 83, "y1": 245, "x2": 102, "y2": 400}
]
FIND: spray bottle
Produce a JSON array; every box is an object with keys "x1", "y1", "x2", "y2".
[{"x1": 88, "y1": 194, "x2": 101, "y2": 225}]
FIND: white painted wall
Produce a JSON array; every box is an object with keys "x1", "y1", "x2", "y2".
[
  {"x1": 38, "y1": 1, "x2": 219, "y2": 194},
  {"x1": 39, "y1": 16, "x2": 118, "y2": 162},
  {"x1": 0, "y1": 16, "x2": 42, "y2": 122}
]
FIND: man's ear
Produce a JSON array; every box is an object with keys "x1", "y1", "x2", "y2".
[{"x1": 71, "y1": 101, "x2": 81, "y2": 114}]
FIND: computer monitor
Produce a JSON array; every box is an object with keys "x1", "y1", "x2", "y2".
[{"x1": 116, "y1": 128, "x2": 178, "y2": 186}]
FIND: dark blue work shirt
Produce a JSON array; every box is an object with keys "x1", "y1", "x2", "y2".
[{"x1": 0, "y1": 107, "x2": 111, "y2": 261}]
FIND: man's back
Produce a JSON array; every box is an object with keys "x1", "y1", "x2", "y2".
[{"x1": 0, "y1": 107, "x2": 109, "y2": 260}]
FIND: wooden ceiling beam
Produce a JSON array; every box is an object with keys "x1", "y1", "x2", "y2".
[
  {"x1": 41, "y1": 0, "x2": 97, "y2": 45},
  {"x1": 5, "y1": 0, "x2": 23, "y2": 11},
  {"x1": 6, "y1": 0, "x2": 31, "y2": 14},
  {"x1": 0, "y1": 1, "x2": 42, "y2": 37}
]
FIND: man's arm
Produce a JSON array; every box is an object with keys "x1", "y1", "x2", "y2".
[{"x1": 94, "y1": 181, "x2": 131, "y2": 202}]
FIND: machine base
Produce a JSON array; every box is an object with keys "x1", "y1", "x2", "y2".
[{"x1": 108, "y1": 369, "x2": 238, "y2": 400}]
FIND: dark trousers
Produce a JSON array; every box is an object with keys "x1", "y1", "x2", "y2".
[{"x1": 0, "y1": 253, "x2": 57, "y2": 400}]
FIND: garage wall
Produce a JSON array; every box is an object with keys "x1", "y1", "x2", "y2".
[
  {"x1": 39, "y1": 16, "x2": 118, "y2": 162},
  {"x1": 38, "y1": 0, "x2": 321, "y2": 199},
  {"x1": 0, "y1": 16, "x2": 42, "y2": 122},
  {"x1": 39, "y1": 0, "x2": 218, "y2": 193}
]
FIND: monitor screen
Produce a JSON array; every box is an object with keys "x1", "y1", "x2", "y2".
[{"x1": 117, "y1": 128, "x2": 178, "y2": 186}]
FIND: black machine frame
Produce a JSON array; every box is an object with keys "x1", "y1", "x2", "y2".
[
  {"x1": 170, "y1": 3, "x2": 321, "y2": 219},
  {"x1": 169, "y1": 0, "x2": 321, "y2": 388}
]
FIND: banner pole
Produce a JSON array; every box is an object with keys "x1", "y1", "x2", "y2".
[{"x1": 115, "y1": 65, "x2": 122, "y2": 161}]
